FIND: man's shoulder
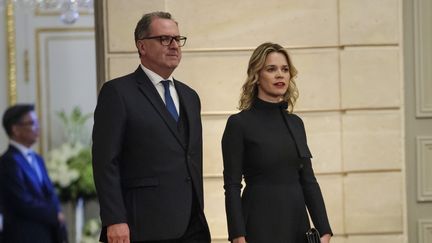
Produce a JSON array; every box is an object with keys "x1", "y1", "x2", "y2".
[
  {"x1": 0, "y1": 146, "x2": 15, "y2": 158},
  {"x1": 0, "y1": 147, "x2": 18, "y2": 167},
  {"x1": 99, "y1": 71, "x2": 139, "y2": 96},
  {"x1": 174, "y1": 79, "x2": 198, "y2": 95},
  {"x1": 105, "y1": 72, "x2": 136, "y2": 86}
]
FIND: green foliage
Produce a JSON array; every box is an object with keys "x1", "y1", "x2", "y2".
[
  {"x1": 57, "y1": 106, "x2": 93, "y2": 145},
  {"x1": 47, "y1": 106, "x2": 96, "y2": 202}
]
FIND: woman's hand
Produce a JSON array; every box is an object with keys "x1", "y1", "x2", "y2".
[
  {"x1": 320, "y1": 233, "x2": 331, "y2": 243},
  {"x1": 232, "y1": 236, "x2": 247, "y2": 243}
]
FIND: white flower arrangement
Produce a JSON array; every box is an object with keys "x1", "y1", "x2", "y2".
[
  {"x1": 46, "y1": 107, "x2": 95, "y2": 201},
  {"x1": 46, "y1": 143, "x2": 82, "y2": 188}
]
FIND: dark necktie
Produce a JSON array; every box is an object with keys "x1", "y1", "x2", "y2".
[
  {"x1": 27, "y1": 152, "x2": 43, "y2": 184},
  {"x1": 161, "y1": 80, "x2": 179, "y2": 122}
]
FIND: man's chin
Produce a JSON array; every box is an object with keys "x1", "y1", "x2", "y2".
[{"x1": 167, "y1": 62, "x2": 180, "y2": 69}]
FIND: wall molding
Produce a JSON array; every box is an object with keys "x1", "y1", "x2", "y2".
[
  {"x1": 418, "y1": 219, "x2": 432, "y2": 243},
  {"x1": 417, "y1": 136, "x2": 432, "y2": 201},
  {"x1": 35, "y1": 27, "x2": 94, "y2": 155},
  {"x1": 414, "y1": 0, "x2": 432, "y2": 117}
]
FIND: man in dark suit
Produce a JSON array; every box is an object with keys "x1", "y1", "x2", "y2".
[
  {"x1": 0, "y1": 104, "x2": 67, "y2": 243},
  {"x1": 92, "y1": 11, "x2": 211, "y2": 243}
]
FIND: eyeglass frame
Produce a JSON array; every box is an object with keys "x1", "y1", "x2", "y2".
[
  {"x1": 139, "y1": 35, "x2": 187, "y2": 47},
  {"x1": 16, "y1": 120, "x2": 38, "y2": 127}
]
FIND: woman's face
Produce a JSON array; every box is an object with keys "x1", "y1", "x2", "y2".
[{"x1": 257, "y1": 52, "x2": 290, "y2": 103}]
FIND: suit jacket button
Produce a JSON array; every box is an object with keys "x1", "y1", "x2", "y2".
[{"x1": 185, "y1": 176, "x2": 191, "y2": 182}]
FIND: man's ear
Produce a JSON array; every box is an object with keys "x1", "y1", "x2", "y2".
[
  {"x1": 11, "y1": 125, "x2": 20, "y2": 139},
  {"x1": 136, "y1": 40, "x2": 146, "y2": 56}
]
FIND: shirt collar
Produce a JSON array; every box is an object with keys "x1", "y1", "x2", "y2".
[
  {"x1": 10, "y1": 140, "x2": 33, "y2": 156},
  {"x1": 140, "y1": 64, "x2": 174, "y2": 86}
]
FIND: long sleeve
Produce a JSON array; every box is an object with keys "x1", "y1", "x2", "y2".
[
  {"x1": 222, "y1": 115, "x2": 246, "y2": 240},
  {"x1": 92, "y1": 82, "x2": 128, "y2": 227}
]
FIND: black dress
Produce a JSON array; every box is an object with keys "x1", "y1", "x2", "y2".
[{"x1": 222, "y1": 98, "x2": 332, "y2": 243}]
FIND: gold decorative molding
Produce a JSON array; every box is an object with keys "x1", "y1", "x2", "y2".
[
  {"x1": 24, "y1": 49, "x2": 30, "y2": 83},
  {"x1": 6, "y1": 0, "x2": 17, "y2": 105}
]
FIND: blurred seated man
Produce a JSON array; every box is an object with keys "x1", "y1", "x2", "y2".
[{"x1": 0, "y1": 104, "x2": 67, "y2": 243}]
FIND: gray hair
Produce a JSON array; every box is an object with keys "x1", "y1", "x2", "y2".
[{"x1": 134, "y1": 11, "x2": 175, "y2": 42}]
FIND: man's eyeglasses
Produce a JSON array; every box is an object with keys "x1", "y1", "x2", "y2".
[
  {"x1": 17, "y1": 121, "x2": 37, "y2": 127},
  {"x1": 140, "y1": 35, "x2": 187, "y2": 47}
]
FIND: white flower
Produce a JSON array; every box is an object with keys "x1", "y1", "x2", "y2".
[{"x1": 46, "y1": 142, "x2": 85, "y2": 188}]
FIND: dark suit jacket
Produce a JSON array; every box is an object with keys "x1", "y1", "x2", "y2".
[
  {"x1": 92, "y1": 66, "x2": 209, "y2": 242},
  {"x1": 0, "y1": 145, "x2": 65, "y2": 243}
]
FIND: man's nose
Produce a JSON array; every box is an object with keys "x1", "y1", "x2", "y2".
[{"x1": 169, "y1": 39, "x2": 179, "y2": 48}]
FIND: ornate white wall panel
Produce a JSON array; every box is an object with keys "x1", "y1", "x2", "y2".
[
  {"x1": 414, "y1": 0, "x2": 432, "y2": 117},
  {"x1": 418, "y1": 219, "x2": 432, "y2": 243},
  {"x1": 417, "y1": 136, "x2": 432, "y2": 201},
  {"x1": 36, "y1": 29, "x2": 96, "y2": 154}
]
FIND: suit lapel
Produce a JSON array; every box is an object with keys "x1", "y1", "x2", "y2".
[
  {"x1": 11, "y1": 147, "x2": 44, "y2": 195},
  {"x1": 34, "y1": 154, "x2": 53, "y2": 195},
  {"x1": 134, "y1": 67, "x2": 185, "y2": 150}
]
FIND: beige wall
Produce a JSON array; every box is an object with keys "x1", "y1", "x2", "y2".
[{"x1": 98, "y1": 0, "x2": 404, "y2": 242}]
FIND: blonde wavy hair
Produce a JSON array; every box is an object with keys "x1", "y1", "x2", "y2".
[{"x1": 239, "y1": 42, "x2": 298, "y2": 112}]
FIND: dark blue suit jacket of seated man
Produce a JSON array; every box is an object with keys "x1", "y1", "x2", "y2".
[{"x1": 0, "y1": 145, "x2": 67, "y2": 243}]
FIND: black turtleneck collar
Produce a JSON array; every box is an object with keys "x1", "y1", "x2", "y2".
[{"x1": 252, "y1": 97, "x2": 288, "y2": 110}]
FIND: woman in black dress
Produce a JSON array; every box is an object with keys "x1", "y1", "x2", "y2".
[{"x1": 222, "y1": 42, "x2": 332, "y2": 243}]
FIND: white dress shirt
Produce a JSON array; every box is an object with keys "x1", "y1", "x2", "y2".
[{"x1": 140, "y1": 64, "x2": 180, "y2": 115}]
